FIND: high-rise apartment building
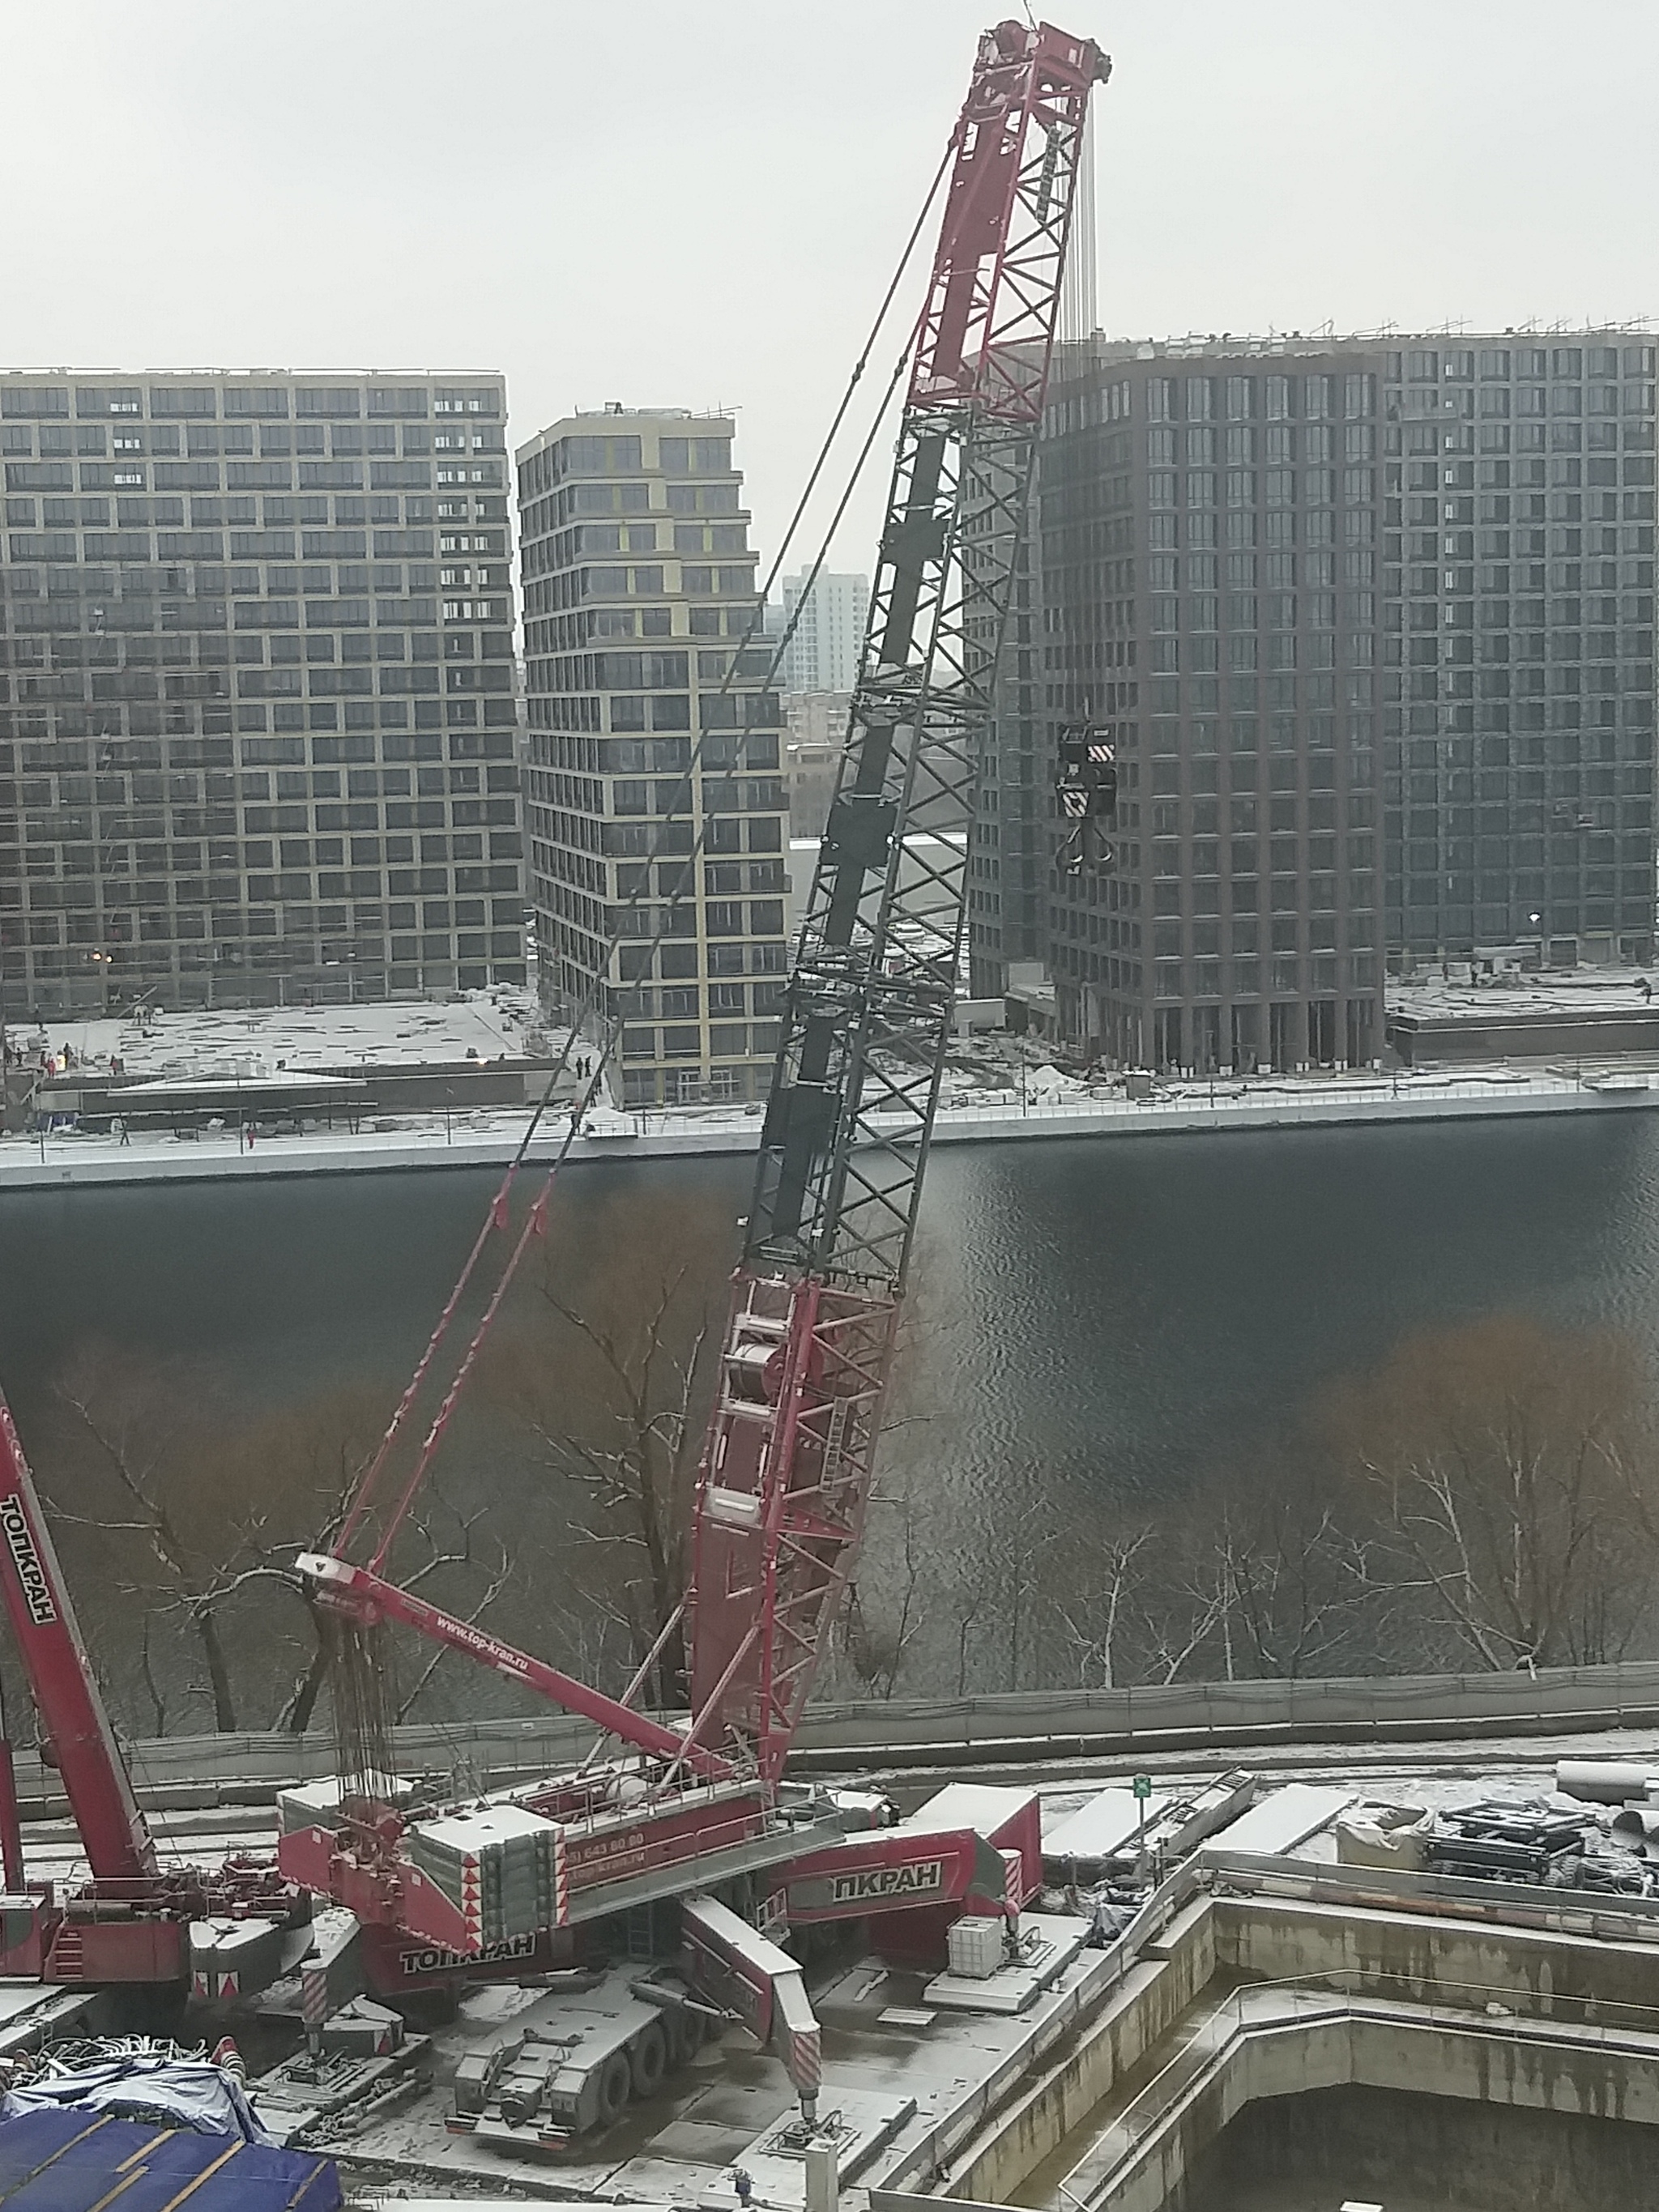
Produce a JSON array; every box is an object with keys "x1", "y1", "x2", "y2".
[
  {"x1": 1038, "y1": 339, "x2": 1386, "y2": 1071},
  {"x1": 967, "y1": 531, "x2": 1044, "y2": 999},
  {"x1": 778, "y1": 568, "x2": 868, "y2": 695},
  {"x1": 1382, "y1": 335, "x2": 1655, "y2": 967},
  {"x1": 1030, "y1": 328, "x2": 1658, "y2": 1069},
  {"x1": 517, "y1": 410, "x2": 788, "y2": 1107},
  {"x1": 0, "y1": 369, "x2": 524, "y2": 1016}
]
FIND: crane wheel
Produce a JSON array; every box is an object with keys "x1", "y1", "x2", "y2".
[
  {"x1": 597, "y1": 2050, "x2": 633, "y2": 2125},
  {"x1": 669, "y1": 2006, "x2": 704, "y2": 2065},
  {"x1": 629, "y1": 2018, "x2": 667, "y2": 2099}
]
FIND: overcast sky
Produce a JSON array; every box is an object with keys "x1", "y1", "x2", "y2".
[{"x1": 5, "y1": 1, "x2": 1657, "y2": 582}]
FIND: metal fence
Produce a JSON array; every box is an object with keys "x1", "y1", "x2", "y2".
[
  {"x1": 784, "y1": 1656, "x2": 1659, "y2": 1761},
  {"x1": 12, "y1": 1655, "x2": 1659, "y2": 1816}
]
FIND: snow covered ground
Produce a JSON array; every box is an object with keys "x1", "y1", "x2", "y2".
[
  {"x1": 10, "y1": 986, "x2": 561, "y2": 1082},
  {"x1": 1390, "y1": 963, "x2": 1659, "y2": 1021}
]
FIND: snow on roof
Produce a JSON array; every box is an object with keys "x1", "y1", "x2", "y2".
[
  {"x1": 113, "y1": 1070, "x2": 363, "y2": 1096},
  {"x1": 21, "y1": 987, "x2": 563, "y2": 1084}
]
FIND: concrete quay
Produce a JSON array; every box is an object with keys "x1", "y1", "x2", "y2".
[{"x1": 4, "y1": 1064, "x2": 1657, "y2": 1190}]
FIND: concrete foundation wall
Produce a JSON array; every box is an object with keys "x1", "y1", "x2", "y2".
[
  {"x1": 929, "y1": 1892, "x2": 1659, "y2": 2212},
  {"x1": 1099, "y1": 2008, "x2": 1659, "y2": 2212},
  {"x1": 1215, "y1": 1894, "x2": 1659, "y2": 2022},
  {"x1": 946, "y1": 1899, "x2": 1216, "y2": 2205},
  {"x1": 1185, "y1": 2081, "x2": 1659, "y2": 2212}
]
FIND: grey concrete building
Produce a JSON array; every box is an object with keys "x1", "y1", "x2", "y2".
[
  {"x1": 967, "y1": 527, "x2": 1044, "y2": 999},
  {"x1": 0, "y1": 369, "x2": 525, "y2": 1016},
  {"x1": 783, "y1": 690, "x2": 851, "y2": 842},
  {"x1": 1038, "y1": 339, "x2": 1387, "y2": 1071},
  {"x1": 1382, "y1": 335, "x2": 1656, "y2": 969},
  {"x1": 516, "y1": 409, "x2": 788, "y2": 1108},
  {"x1": 1030, "y1": 326, "x2": 1659, "y2": 1071}
]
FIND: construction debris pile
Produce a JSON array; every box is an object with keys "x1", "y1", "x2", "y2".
[
  {"x1": 0, "y1": 2036, "x2": 268, "y2": 2143},
  {"x1": 1329, "y1": 1761, "x2": 1659, "y2": 1896}
]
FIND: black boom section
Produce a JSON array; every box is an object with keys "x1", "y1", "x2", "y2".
[{"x1": 746, "y1": 419, "x2": 1031, "y2": 1291}]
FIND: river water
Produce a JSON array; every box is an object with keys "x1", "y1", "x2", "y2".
[{"x1": 2, "y1": 1115, "x2": 1657, "y2": 1700}]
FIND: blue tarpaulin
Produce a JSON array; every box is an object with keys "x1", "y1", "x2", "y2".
[
  {"x1": 0, "y1": 2105, "x2": 340, "y2": 2210},
  {"x1": 2, "y1": 2053, "x2": 273, "y2": 2142}
]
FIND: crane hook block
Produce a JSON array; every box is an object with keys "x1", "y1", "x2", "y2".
[{"x1": 1056, "y1": 721, "x2": 1118, "y2": 821}]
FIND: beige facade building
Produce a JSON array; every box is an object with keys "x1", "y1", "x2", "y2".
[
  {"x1": 516, "y1": 410, "x2": 788, "y2": 1106},
  {"x1": 783, "y1": 690, "x2": 850, "y2": 842}
]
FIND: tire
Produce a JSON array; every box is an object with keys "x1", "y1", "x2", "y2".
[
  {"x1": 669, "y1": 2005, "x2": 705, "y2": 2065},
  {"x1": 629, "y1": 2019, "x2": 667, "y2": 2099},
  {"x1": 397, "y1": 1987, "x2": 460, "y2": 2032},
  {"x1": 596, "y1": 2050, "x2": 632, "y2": 2127}
]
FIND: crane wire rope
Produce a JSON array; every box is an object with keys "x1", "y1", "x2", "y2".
[
  {"x1": 360, "y1": 315, "x2": 930, "y2": 1579},
  {"x1": 335, "y1": 136, "x2": 958, "y2": 1575}
]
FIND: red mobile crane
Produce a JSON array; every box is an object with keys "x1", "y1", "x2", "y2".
[
  {"x1": 0, "y1": 12, "x2": 1109, "y2": 2073},
  {"x1": 280, "y1": 7, "x2": 1108, "y2": 1962},
  {"x1": 0, "y1": 1395, "x2": 305, "y2": 2004}
]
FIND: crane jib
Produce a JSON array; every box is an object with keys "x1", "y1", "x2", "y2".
[{"x1": 689, "y1": 18, "x2": 1110, "y2": 1775}]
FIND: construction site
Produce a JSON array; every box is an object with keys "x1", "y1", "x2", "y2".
[{"x1": 2, "y1": 17, "x2": 1657, "y2": 2212}]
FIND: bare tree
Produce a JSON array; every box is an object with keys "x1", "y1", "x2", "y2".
[
  {"x1": 1323, "y1": 1314, "x2": 1659, "y2": 1671},
  {"x1": 842, "y1": 1512, "x2": 924, "y2": 1698},
  {"x1": 1163, "y1": 1452, "x2": 1371, "y2": 1683},
  {"x1": 49, "y1": 1346, "x2": 245, "y2": 1730},
  {"x1": 35, "y1": 1345, "x2": 510, "y2": 1736},
  {"x1": 1052, "y1": 1525, "x2": 1154, "y2": 1689},
  {"x1": 485, "y1": 1187, "x2": 738, "y2": 1704}
]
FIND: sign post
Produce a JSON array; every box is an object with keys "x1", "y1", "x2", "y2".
[{"x1": 1132, "y1": 1773, "x2": 1151, "y2": 1854}]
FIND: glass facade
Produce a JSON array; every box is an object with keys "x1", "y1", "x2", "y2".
[
  {"x1": 1038, "y1": 344, "x2": 1384, "y2": 1071},
  {"x1": 1028, "y1": 329, "x2": 1659, "y2": 1070},
  {"x1": 0, "y1": 371, "x2": 525, "y2": 1015},
  {"x1": 1383, "y1": 338, "x2": 1657, "y2": 965},
  {"x1": 516, "y1": 412, "x2": 788, "y2": 1108},
  {"x1": 967, "y1": 532, "x2": 1043, "y2": 999}
]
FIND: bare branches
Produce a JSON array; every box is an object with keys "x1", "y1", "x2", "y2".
[
  {"x1": 482, "y1": 1189, "x2": 732, "y2": 1706},
  {"x1": 1327, "y1": 1315, "x2": 1659, "y2": 1671}
]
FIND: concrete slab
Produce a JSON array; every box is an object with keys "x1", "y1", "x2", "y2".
[
  {"x1": 1043, "y1": 1786, "x2": 1169, "y2": 1875},
  {"x1": 1211, "y1": 1784, "x2": 1356, "y2": 1856},
  {"x1": 922, "y1": 1915, "x2": 1089, "y2": 2015},
  {"x1": 732, "y1": 2086, "x2": 918, "y2": 2205}
]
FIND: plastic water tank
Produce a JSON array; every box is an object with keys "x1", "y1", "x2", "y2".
[{"x1": 945, "y1": 1914, "x2": 1004, "y2": 1980}]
